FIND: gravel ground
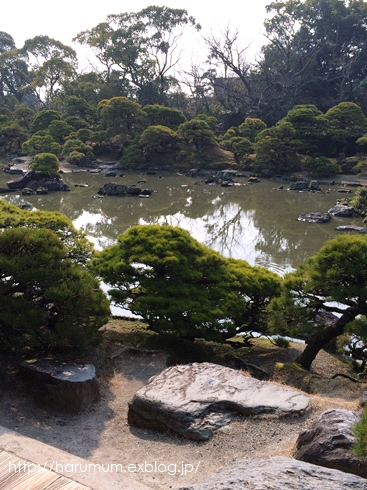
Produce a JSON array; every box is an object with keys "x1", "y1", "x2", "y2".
[{"x1": 0, "y1": 337, "x2": 365, "y2": 490}]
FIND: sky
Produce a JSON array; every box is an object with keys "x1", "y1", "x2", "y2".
[{"x1": 2, "y1": 0, "x2": 271, "y2": 71}]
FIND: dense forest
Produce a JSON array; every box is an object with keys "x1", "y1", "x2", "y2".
[{"x1": 0, "y1": 0, "x2": 367, "y2": 176}]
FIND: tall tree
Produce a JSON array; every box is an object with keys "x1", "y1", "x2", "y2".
[
  {"x1": 204, "y1": 26, "x2": 255, "y2": 110},
  {"x1": 258, "y1": 0, "x2": 367, "y2": 120},
  {"x1": 75, "y1": 7, "x2": 200, "y2": 102},
  {"x1": 269, "y1": 235, "x2": 367, "y2": 370},
  {"x1": 21, "y1": 36, "x2": 78, "y2": 107},
  {"x1": 0, "y1": 38, "x2": 30, "y2": 105}
]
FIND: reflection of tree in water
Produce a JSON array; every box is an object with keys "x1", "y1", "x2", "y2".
[
  {"x1": 0, "y1": 166, "x2": 349, "y2": 274},
  {"x1": 200, "y1": 202, "x2": 248, "y2": 257},
  {"x1": 249, "y1": 186, "x2": 342, "y2": 272}
]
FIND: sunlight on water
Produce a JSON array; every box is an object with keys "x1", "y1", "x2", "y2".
[{"x1": 0, "y1": 164, "x2": 361, "y2": 278}]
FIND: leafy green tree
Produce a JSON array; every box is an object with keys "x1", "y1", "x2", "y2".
[
  {"x1": 325, "y1": 102, "x2": 367, "y2": 156},
  {"x1": 47, "y1": 119, "x2": 74, "y2": 143},
  {"x1": 178, "y1": 118, "x2": 217, "y2": 152},
  {"x1": 0, "y1": 31, "x2": 16, "y2": 53},
  {"x1": 30, "y1": 152, "x2": 60, "y2": 177},
  {"x1": 120, "y1": 135, "x2": 144, "y2": 165},
  {"x1": 194, "y1": 113, "x2": 218, "y2": 131},
  {"x1": 62, "y1": 138, "x2": 93, "y2": 159},
  {"x1": 30, "y1": 109, "x2": 61, "y2": 133},
  {"x1": 0, "y1": 123, "x2": 26, "y2": 152},
  {"x1": 62, "y1": 95, "x2": 97, "y2": 125},
  {"x1": 143, "y1": 104, "x2": 186, "y2": 130},
  {"x1": 139, "y1": 125, "x2": 181, "y2": 160},
  {"x1": 254, "y1": 121, "x2": 298, "y2": 174},
  {"x1": 239, "y1": 118, "x2": 267, "y2": 142},
  {"x1": 0, "y1": 227, "x2": 109, "y2": 353},
  {"x1": 303, "y1": 156, "x2": 339, "y2": 178},
  {"x1": 0, "y1": 37, "x2": 30, "y2": 105},
  {"x1": 356, "y1": 134, "x2": 367, "y2": 155},
  {"x1": 222, "y1": 127, "x2": 239, "y2": 141},
  {"x1": 227, "y1": 258, "x2": 282, "y2": 333},
  {"x1": 221, "y1": 136, "x2": 252, "y2": 162},
  {"x1": 258, "y1": 0, "x2": 367, "y2": 121},
  {"x1": 92, "y1": 225, "x2": 235, "y2": 341},
  {"x1": 73, "y1": 128, "x2": 94, "y2": 143},
  {"x1": 21, "y1": 36, "x2": 77, "y2": 106},
  {"x1": 282, "y1": 105, "x2": 329, "y2": 155},
  {"x1": 349, "y1": 187, "x2": 367, "y2": 216},
  {"x1": 12, "y1": 104, "x2": 34, "y2": 130},
  {"x1": 22, "y1": 132, "x2": 62, "y2": 156},
  {"x1": 98, "y1": 96, "x2": 147, "y2": 140},
  {"x1": 0, "y1": 200, "x2": 93, "y2": 263},
  {"x1": 75, "y1": 7, "x2": 200, "y2": 100},
  {"x1": 63, "y1": 115, "x2": 89, "y2": 131},
  {"x1": 352, "y1": 404, "x2": 367, "y2": 456},
  {"x1": 269, "y1": 235, "x2": 367, "y2": 369}
]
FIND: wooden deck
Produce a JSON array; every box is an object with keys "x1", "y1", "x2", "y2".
[{"x1": 0, "y1": 450, "x2": 91, "y2": 490}]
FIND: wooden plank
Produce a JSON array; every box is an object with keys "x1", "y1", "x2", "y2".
[
  {"x1": 0, "y1": 450, "x2": 91, "y2": 490},
  {"x1": 0, "y1": 450, "x2": 13, "y2": 465},
  {"x1": 44, "y1": 476, "x2": 92, "y2": 490},
  {"x1": 0, "y1": 468, "x2": 58, "y2": 490}
]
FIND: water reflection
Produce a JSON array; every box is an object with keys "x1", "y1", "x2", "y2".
[{"x1": 0, "y1": 163, "x2": 364, "y2": 276}]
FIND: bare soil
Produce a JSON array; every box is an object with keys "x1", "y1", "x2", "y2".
[{"x1": 0, "y1": 320, "x2": 366, "y2": 490}]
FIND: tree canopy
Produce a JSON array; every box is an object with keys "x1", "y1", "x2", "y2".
[
  {"x1": 0, "y1": 227, "x2": 109, "y2": 353},
  {"x1": 92, "y1": 224, "x2": 233, "y2": 341},
  {"x1": 92, "y1": 224, "x2": 281, "y2": 342},
  {"x1": 269, "y1": 234, "x2": 367, "y2": 369}
]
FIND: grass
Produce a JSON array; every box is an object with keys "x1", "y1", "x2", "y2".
[{"x1": 100, "y1": 317, "x2": 296, "y2": 369}]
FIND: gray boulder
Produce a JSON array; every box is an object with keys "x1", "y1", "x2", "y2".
[
  {"x1": 328, "y1": 205, "x2": 354, "y2": 217},
  {"x1": 309, "y1": 180, "x2": 321, "y2": 191},
  {"x1": 21, "y1": 359, "x2": 100, "y2": 413},
  {"x1": 128, "y1": 362, "x2": 310, "y2": 441},
  {"x1": 6, "y1": 170, "x2": 69, "y2": 192},
  {"x1": 295, "y1": 409, "x2": 367, "y2": 478},
  {"x1": 178, "y1": 456, "x2": 367, "y2": 490},
  {"x1": 98, "y1": 182, "x2": 142, "y2": 196},
  {"x1": 298, "y1": 212, "x2": 331, "y2": 223},
  {"x1": 289, "y1": 180, "x2": 310, "y2": 191},
  {"x1": 336, "y1": 225, "x2": 367, "y2": 233}
]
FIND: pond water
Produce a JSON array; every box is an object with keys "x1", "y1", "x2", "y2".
[{"x1": 0, "y1": 162, "x2": 364, "y2": 276}]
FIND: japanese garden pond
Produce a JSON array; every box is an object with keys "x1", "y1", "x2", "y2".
[{"x1": 0, "y1": 160, "x2": 365, "y2": 277}]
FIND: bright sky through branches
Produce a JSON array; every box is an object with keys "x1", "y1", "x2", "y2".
[{"x1": 2, "y1": 0, "x2": 269, "y2": 70}]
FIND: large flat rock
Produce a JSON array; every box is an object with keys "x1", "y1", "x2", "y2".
[
  {"x1": 128, "y1": 362, "x2": 310, "y2": 440},
  {"x1": 178, "y1": 456, "x2": 367, "y2": 490}
]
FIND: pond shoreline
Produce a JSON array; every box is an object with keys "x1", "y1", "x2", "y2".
[{"x1": 1, "y1": 157, "x2": 366, "y2": 277}]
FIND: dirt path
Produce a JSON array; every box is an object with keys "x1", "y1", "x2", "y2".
[{"x1": 0, "y1": 338, "x2": 365, "y2": 490}]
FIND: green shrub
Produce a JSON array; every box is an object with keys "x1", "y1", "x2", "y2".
[
  {"x1": 30, "y1": 153, "x2": 60, "y2": 177},
  {"x1": 352, "y1": 404, "x2": 367, "y2": 456},
  {"x1": 62, "y1": 138, "x2": 93, "y2": 158},
  {"x1": 350, "y1": 187, "x2": 367, "y2": 216},
  {"x1": 303, "y1": 156, "x2": 339, "y2": 178},
  {"x1": 67, "y1": 150, "x2": 86, "y2": 164},
  {"x1": 0, "y1": 227, "x2": 110, "y2": 353},
  {"x1": 273, "y1": 336, "x2": 290, "y2": 348}
]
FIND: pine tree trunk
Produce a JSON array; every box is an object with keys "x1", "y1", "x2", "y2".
[{"x1": 296, "y1": 308, "x2": 358, "y2": 370}]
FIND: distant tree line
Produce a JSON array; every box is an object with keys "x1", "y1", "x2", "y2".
[
  {"x1": 2, "y1": 95, "x2": 367, "y2": 177},
  {"x1": 1, "y1": 1, "x2": 367, "y2": 125}
]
